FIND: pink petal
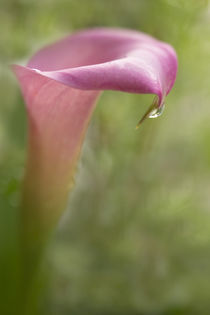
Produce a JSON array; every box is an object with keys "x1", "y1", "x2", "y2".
[
  {"x1": 27, "y1": 28, "x2": 177, "y2": 104},
  {"x1": 12, "y1": 28, "x2": 177, "y2": 226}
]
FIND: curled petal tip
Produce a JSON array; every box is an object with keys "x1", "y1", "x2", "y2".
[{"x1": 136, "y1": 96, "x2": 165, "y2": 129}]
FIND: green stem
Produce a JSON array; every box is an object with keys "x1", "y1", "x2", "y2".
[{"x1": 18, "y1": 203, "x2": 52, "y2": 315}]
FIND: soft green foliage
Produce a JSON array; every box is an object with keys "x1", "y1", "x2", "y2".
[{"x1": 0, "y1": 0, "x2": 210, "y2": 314}]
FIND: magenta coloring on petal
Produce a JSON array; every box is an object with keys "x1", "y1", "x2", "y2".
[{"x1": 12, "y1": 28, "x2": 178, "y2": 228}]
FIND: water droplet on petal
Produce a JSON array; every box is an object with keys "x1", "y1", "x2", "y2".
[
  {"x1": 136, "y1": 96, "x2": 165, "y2": 129},
  {"x1": 148, "y1": 103, "x2": 165, "y2": 119}
]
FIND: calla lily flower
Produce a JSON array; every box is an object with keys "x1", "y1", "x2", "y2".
[{"x1": 12, "y1": 28, "x2": 177, "y2": 239}]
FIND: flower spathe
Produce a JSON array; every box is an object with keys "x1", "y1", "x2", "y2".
[{"x1": 12, "y1": 28, "x2": 177, "y2": 234}]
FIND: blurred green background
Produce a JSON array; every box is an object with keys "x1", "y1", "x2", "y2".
[{"x1": 1, "y1": 0, "x2": 210, "y2": 314}]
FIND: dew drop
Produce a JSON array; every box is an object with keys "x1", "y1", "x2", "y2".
[
  {"x1": 136, "y1": 96, "x2": 165, "y2": 129},
  {"x1": 148, "y1": 103, "x2": 165, "y2": 119}
]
